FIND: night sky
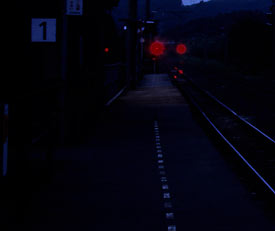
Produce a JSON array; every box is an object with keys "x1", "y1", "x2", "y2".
[{"x1": 182, "y1": 0, "x2": 211, "y2": 5}]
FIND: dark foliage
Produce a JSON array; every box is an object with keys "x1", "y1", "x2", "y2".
[{"x1": 228, "y1": 15, "x2": 272, "y2": 72}]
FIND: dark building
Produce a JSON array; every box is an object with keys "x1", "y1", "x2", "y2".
[{"x1": 1, "y1": 0, "x2": 126, "y2": 177}]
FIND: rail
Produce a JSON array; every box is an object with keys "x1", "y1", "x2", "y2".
[{"x1": 172, "y1": 73, "x2": 275, "y2": 195}]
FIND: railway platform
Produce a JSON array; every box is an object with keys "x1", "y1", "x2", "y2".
[{"x1": 8, "y1": 74, "x2": 275, "y2": 230}]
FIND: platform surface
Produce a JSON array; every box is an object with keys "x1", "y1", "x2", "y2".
[{"x1": 11, "y1": 74, "x2": 275, "y2": 230}]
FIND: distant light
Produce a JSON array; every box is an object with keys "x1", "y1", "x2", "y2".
[
  {"x1": 173, "y1": 75, "x2": 177, "y2": 79},
  {"x1": 150, "y1": 41, "x2": 165, "y2": 56},
  {"x1": 174, "y1": 67, "x2": 178, "y2": 70},
  {"x1": 123, "y1": 26, "x2": 127, "y2": 30},
  {"x1": 104, "y1": 48, "x2": 109, "y2": 53},
  {"x1": 178, "y1": 69, "x2": 184, "y2": 75},
  {"x1": 176, "y1": 44, "x2": 187, "y2": 55},
  {"x1": 146, "y1": 21, "x2": 155, "y2": 24}
]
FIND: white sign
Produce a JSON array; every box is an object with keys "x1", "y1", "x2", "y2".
[
  {"x1": 31, "y1": 18, "x2": 56, "y2": 42},
  {"x1": 66, "y1": 0, "x2": 83, "y2": 15}
]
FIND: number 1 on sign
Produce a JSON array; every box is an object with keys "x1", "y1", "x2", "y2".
[
  {"x1": 39, "y1": 21, "x2": 47, "y2": 40},
  {"x1": 31, "y1": 18, "x2": 56, "y2": 42}
]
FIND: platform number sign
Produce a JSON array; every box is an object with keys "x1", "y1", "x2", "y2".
[
  {"x1": 31, "y1": 19, "x2": 56, "y2": 42},
  {"x1": 66, "y1": 0, "x2": 83, "y2": 15}
]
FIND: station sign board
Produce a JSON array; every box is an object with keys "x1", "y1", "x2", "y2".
[
  {"x1": 66, "y1": 0, "x2": 83, "y2": 16},
  {"x1": 31, "y1": 18, "x2": 56, "y2": 42}
]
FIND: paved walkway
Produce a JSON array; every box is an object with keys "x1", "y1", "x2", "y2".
[{"x1": 11, "y1": 74, "x2": 275, "y2": 230}]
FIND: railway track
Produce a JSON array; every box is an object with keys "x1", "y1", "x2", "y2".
[{"x1": 172, "y1": 71, "x2": 275, "y2": 196}]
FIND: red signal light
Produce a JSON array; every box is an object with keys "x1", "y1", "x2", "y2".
[
  {"x1": 173, "y1": 75, "x2": 177, "y2": 79},
  {"x1": 104, "y1": 48, "x2": 109, "y2": 53},
  {"x1": 178, "y1": 69, "x2": 184, "y2": 75},
  {"x1": 176, "y1": 44, "x2": 187, "y2": 55},
  {"x1": 150, "y1": 41, "x2": 165, "y2": 56}
]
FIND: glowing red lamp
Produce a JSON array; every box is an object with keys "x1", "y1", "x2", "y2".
[
  {"x1": 176, "y1": 44, "x2": 187, "y2": 55},
  {"x1": 178, "y1": 69, "x2": 184, "y2": 75},
  {"x1": 150, "y1": 41, "x2": 165, "y2": 56}
]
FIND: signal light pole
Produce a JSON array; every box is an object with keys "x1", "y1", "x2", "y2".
[{"x1": 149, "y1": 41, "x2": 166, "y2": 73}]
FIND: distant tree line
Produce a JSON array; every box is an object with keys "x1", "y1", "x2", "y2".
[{"x1": 163, "y1": 10, "x2": 272, "y2": 74}]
